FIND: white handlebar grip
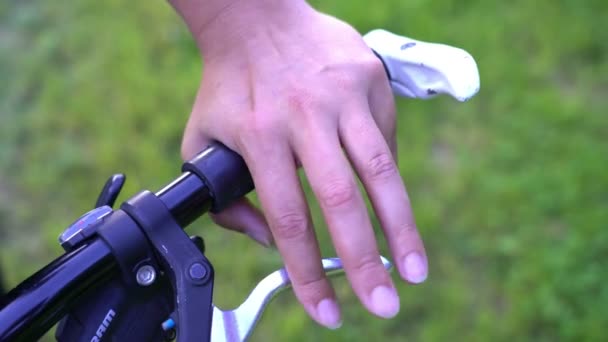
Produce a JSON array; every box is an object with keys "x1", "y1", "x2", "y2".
[{"x1": 364, "y1": 29, "x2": 480, "y2": 102}]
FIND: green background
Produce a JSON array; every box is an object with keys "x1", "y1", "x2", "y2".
[{"x1": 1, "y1": 0, "x2": 607, "y2": 341}]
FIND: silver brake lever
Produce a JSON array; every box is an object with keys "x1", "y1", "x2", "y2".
[{"x1": 211, "y1": 256, "x2": 392, "y2": 342}]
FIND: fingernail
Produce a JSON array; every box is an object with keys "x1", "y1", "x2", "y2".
[
  {"x1": 369, "y1": 286, "x2": 400, "y2": 318},
  {"x1": 316, "y1": 298, "x2": 342, "y2": 329},
  {"x1": 401, "y1": 252, "x2": 428, "y2": 284}
]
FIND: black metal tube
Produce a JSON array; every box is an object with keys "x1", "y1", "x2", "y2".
[
  {"x1": 156, "y1": 172, "x2": 212, "y2": 227},
  {"x1": 0, "y1": 239, "x2": 117, "y2": 341}
]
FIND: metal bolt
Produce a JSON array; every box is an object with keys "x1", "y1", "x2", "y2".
[
  {"x1": 136, "y1": 265, "x2": 156, "y2": 286},
  {"x1": 189, "y1": 263, "x2": 207, "y2": 280}
]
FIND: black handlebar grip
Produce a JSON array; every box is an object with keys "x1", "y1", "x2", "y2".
[{"x1": 182, "y1": 142, "x2": 254, "y2": 213}]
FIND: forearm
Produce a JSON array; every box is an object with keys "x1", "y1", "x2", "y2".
[{"x1": 168, "y1": 0, "x2": 311, "y2": 58}]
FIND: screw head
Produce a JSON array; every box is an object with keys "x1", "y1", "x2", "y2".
[
  {"x1": 136, "y1": 265, "x2": 156, "y2": 286},
  {"x1": 189, "y1": 263, "x2": 208, "y2": 281}
]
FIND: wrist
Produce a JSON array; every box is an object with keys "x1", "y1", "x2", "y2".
[{"x1": 170, "y1": 0, "x2": 313, "y2": 60}]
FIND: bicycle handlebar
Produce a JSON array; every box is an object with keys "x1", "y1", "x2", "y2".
[
  {"x1": 0, "y1": 29, "x2": 480, "y2": 342},
  {"x1": 0, "y1": 143, "x2": 248, "y2": 341}
]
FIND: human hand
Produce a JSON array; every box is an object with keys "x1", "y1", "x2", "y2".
[{"x1": 172, "y1": 0, "x2": 428, "y2": 329}]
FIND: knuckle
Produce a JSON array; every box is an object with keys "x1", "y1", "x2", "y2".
[
  {"x1": 398, "y1": 221, "x2": 419, "y2": 243},
  {"x1": 293, "y1": 275, "x2": 332, "y2": 307},
  {"x1": 286, "y1": 87, "x2": 316, "y2": 114},
  {"x1": 401, "y1": 221, "x2": 417, "y2": 233},
  {"x1": 352, "y1": 252, "x2": 383, "y2": 276},
  {"x1": 362, "y1": 57, "x2": 386, "y2": 79},
  {"x1": 293, "y1": 273, "x2": 327, "y2": 293},
  {"x1": 272, "y1": 211, "x2": 310, "y2": 241},
  {"x1": 318, "y1": 180, "x2": 356, "y2": 209},
  {"x1": 366, "y1": 152, "x2": 397, "y2": 181},
  {"x1": 237, "y1": 111, "x2": 279, "y2": 143},
  {"x1": 248, "y1": 112, "x2": 277, "y2": 135},
  {"x1": 333, "y1": 72, "x2": 358, "y2": 92}
]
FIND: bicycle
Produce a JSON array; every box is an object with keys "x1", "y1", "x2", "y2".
[{"x1": 0, "y1": 29, "x2": 479, "y2": 342}]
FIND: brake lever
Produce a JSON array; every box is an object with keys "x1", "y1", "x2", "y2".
[{"x1": 211, "y1": 256, "x2": 392, "y2": 342}]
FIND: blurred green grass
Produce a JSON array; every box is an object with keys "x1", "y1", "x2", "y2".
[{"x1": 1, "y1": 0, "x2": 607, "y2": 341}]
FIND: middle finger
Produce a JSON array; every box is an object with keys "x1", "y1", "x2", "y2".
[{"x1": 294, "y1": 125, "x2": 400, "y2": 319}]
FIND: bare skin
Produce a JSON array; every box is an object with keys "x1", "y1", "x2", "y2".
[{"x1": 169, "y1": 0, "x2": 428, "y2": 329}]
